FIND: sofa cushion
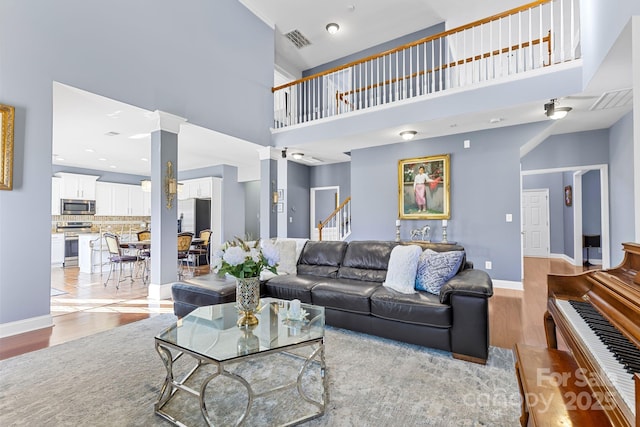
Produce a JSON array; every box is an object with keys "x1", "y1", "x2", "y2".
[
  {"x1": 370, "y1": 286, "x2": 452, "y2": 328},
  {"x1": 382, "y1": 244, "x2": 422, "y2": 294},
  {"x1": 262, "y1": 274, "x2": 323, "y2": 303},
  {"x1": 415, "y1": 249, "x2": 465, "y2": 294},
  {"x1": 337, "y1": 241, "x2": 397, "y2": 282},
  {"x1": 296, "y1": 241, "x2": 348, "y2": 278},
  {"x1": 311, "y1": 279, "x2": 381, "y2": 315}
]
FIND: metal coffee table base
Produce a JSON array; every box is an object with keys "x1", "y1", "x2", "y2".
[{"x1": 154, "y1": 338, "x2": 327, "y2": 426}]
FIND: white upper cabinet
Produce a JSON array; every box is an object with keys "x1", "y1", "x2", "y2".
[
  {"x1": 56, "y1": 173, "x2": 99, "y2": 200},
  {"x1": 178, "y1": 178, "x2": 212, "y2": 200},
  {"x1": 95, "y1": 182, "x2": 149, "y2": 216}
]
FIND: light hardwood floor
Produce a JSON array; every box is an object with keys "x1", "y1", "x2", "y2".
[{"x1": 0, "y1": 257, "x2": 594, "y2": 361}]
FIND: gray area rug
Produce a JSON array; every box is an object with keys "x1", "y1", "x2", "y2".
[{"x1": 0, "y1": 314, "x2": 520, "y2": 426}]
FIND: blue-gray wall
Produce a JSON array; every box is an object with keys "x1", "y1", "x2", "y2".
[
  {"x1": 581, "y1": 0, "x2": 640, "y2": 86},
  {"x1": 351, "y1": 122, "x2": 549, "y2": 281},
  {"x1": 582, "y1": 170, "x2": 601, "y2": 235},
  {"x1": 244, "y1": 181, "x2": 260, "y2": 240},
  {"x1": 0, "y1": 0, "x2": 273, "y2": 325},
  {"x1": 563, "y1": 172, "x2": 575, "y2": 258},
  {"x1": 220, "y1": 165, "x2": 245, "y2": 242},
  {"x1": 521, "y1": 130, "x2": 610, "y2": 170},
  {"x1": 523, "y1": 173, "x2": 565, "y2": 254},
  {"x1": 310, "y1": 162, "x2": 351, "y2": 198},
  {"x1": 609, "y1": 111, "x2": 636, "y2": 265},
  {"x1": 287, "y1": 162, "x2": 311, "y2": 238}
]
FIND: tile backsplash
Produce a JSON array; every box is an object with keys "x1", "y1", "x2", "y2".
[{"x1": 51, "y1": 215, "x2": 151, "y2": 235}]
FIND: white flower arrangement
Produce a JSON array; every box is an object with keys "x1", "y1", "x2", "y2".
[{"x1": 211, "y1": 238, "x2": 279, "y2": 279}]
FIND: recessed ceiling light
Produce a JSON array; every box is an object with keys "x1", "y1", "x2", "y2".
[
  {"x1": 326, "y1": 23, "x2": 340, "y2": 34},
  {"x1": 109, "y1": 165, "x2": 117, "y2": 169},
  {"x1": 129, "y1": 133, "x2": 150, "y2": 139},
  {"x1": 141, "y1": 158, "x2": 149, "y2": 162},
  {"x1": 400, "y1": 130, "x2": 417, "y2": 140},
  {"x1": 106, "y1": 110, "x2": 121, "y2": 118},
  {"x1": 489, "y1": 118, "x2": 503, "y2": 124},
  {"x1": 98, "y1": 158, "x2": 107, "y2": 161},
  {"x1": 85, "y1": 148, "x2": 95, "y2": 152},
  {"x1": 56, "y1": 157, "x2": 65, "y2": 161}
]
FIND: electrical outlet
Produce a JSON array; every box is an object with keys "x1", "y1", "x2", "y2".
[
  {"x1": 506, "y1": 213, "x2": 512, "y2": 222},
  {"x1": 463, "y1": 139, "x2": 471, "y2": 148},
  {"x1": 485, "y1": 261, "x2": 492, "y2": 270}
]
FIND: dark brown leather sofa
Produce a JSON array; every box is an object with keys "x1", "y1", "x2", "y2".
[{"x1": 172, "y1": 240, "x2": 493, "y2": 364}]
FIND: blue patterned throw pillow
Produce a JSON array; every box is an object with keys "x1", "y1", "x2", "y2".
[{"x1": 415, "y1": 249, "x2": 465, "y2": 294}]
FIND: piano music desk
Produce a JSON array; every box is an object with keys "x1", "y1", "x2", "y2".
[{"x1": 514, "y1": 343, "x2": 613, "y2": 427}]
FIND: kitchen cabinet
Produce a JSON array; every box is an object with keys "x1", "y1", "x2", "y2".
[
  {"x1": 178, "y1": 178, "x2": 212, "y2": 200},
  {"x1": 51, "y1": 233, "x2": 65, "y2": 265},
  {"x1": 56, "y1": 173, "x2": 99, "y2": 200},
  {"x1": 96, "y1": 182, "x2": 149, "y2": 216},
  {"x1": 52, "y1": 177, "x2": 61, "y2": 215}
]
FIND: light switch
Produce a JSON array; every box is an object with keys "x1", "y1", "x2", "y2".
[
  {"x1": 289, "y1": 217, "x2": 293, "y2": 223},
  {"x1": 506, "y1": 213, "x2": 512, "y2": 222},
  {"x1": 463, "y1": 139, "x2": 471, "y2": 148}
]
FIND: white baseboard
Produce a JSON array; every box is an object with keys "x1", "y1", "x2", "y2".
[
  {"x1": 549, "y1": 253, "x2": 575, "y2": 264},
  {"x1": 493, "y1": 280, "x2": 523, "y2": 291},
  {"x1": 0, "y1": 314, "x2": 53, "y2": 339}
]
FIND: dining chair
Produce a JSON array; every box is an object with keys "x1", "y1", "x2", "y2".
[
  {"x1": 177, "y1": 232, "x2": 194, "y2": 279},
  {"x1": 188, "y1": 229, "x2": 212, "y2": 271},
  {"x1": 135, "y1": 230, "x2": 151, "y2": 284},
  {"x1": 103, "y1": 233, "x2": 140, "y2": 289}
]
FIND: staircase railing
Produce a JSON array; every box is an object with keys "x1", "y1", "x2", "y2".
[
  {"x1": 318, "y1": 197, "x2": 351, "y2": 241},
  {"x1": 273, "y1": 0, "x2": 580, "y2": 128}
]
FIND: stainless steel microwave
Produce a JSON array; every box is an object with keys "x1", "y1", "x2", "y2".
[{"x1": 60, "y1": 199, "x2": 96, "y2": 215}]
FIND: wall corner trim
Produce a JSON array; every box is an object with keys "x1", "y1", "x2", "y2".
[{"x1": 150, "y1": 110, "x2": 187, "y2": 134}]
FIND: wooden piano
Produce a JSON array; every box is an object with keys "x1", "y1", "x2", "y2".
[{"x1": 543, "y1": 242, "x2": 640, "y2": 426}]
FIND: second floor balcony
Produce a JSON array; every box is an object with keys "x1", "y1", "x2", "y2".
[{"x1": 272, "y1": 0, "x2": 581, "y2": 132}]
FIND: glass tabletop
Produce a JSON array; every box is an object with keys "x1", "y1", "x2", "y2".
[{"x1": 156, "y1": 298, "x2": 325, "y2": 362}]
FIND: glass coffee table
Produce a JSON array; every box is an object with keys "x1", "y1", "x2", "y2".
[{"x1": 154, "y1": 298, "x2": 327, "y2": 426}]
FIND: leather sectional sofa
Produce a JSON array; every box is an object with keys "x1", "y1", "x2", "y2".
[{"x1": 172, "y1": 240, "x2": 494, "y2": 364}]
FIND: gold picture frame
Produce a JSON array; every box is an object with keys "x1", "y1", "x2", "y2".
[
  {"x1": 398, "y1": 154, "x2": 450, "y2": 219},
  {"x1": 0, "y1": 104, "x2": 15, "y2": 191}
]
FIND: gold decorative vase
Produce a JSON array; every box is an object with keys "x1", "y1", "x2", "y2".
[{"x1": 235, "y1": 276, "x2": 260, "y2": 327}]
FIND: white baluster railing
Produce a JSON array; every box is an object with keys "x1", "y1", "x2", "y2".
[
  {"x1": 318, "y1": 197, "x2": 352, "y2": 241},
  {"x1": 273, "y1": 0, "x2": 579, "y2": 129}
]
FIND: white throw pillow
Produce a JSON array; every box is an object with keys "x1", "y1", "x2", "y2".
[
  {"x1": 275, "y1": 240, "x2": 298, "y2": 275},
  {"x1": 383, "y1": 245, "x2": 422, "y2": 294}
]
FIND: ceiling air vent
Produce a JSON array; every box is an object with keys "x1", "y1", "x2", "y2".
[
  {"x1": 285, "y1": 29, "x2": 311, "y2": 49},
  {"x1": 105, "y1": 131, "x2": 121, "y2": 137},
  {"x1": 589, "y1": 88, "x2": 633, "y2": 111}
]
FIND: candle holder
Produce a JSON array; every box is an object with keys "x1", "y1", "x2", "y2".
[
  {"x1": 442, "y1": 224, "x2": 448, "y2": 243},
  {"x1": 395, "y1": 221, "x2": 401, "y2": 242}
]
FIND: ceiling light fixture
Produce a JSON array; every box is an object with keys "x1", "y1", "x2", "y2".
[
  {"x1": 291, "y1": 152, "x2": 304, "y2": 160},
  {"x1": 400, "y1": 130, "x2": 417, "y2": 140},
  {"x1": 544, "y1": 99, "x2": 572, "y2": 120},
  {"x1": 326, "y1": 23, "x2": 340, "y2": 34}
]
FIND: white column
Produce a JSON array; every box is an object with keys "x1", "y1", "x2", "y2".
[{"x1": 148, "y1": 111, "x2": 187, "y2": 301}]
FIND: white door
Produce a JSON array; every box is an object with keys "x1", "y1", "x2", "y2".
[{"x1": 522, "y1": 189, "x2": 550, "y2": 257}]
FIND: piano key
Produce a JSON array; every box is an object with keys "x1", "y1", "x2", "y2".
[{"x1": 556, "y1": 299, "x2": 637, "y2": 415}]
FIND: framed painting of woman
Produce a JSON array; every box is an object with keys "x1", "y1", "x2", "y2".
[{"x1": 398, "y1": 154, "x2": 450, "y2": 219}]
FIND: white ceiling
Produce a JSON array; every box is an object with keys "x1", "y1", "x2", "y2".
[{"x1": 52, "y1": 1, "x2": 634, "y2": 179}]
